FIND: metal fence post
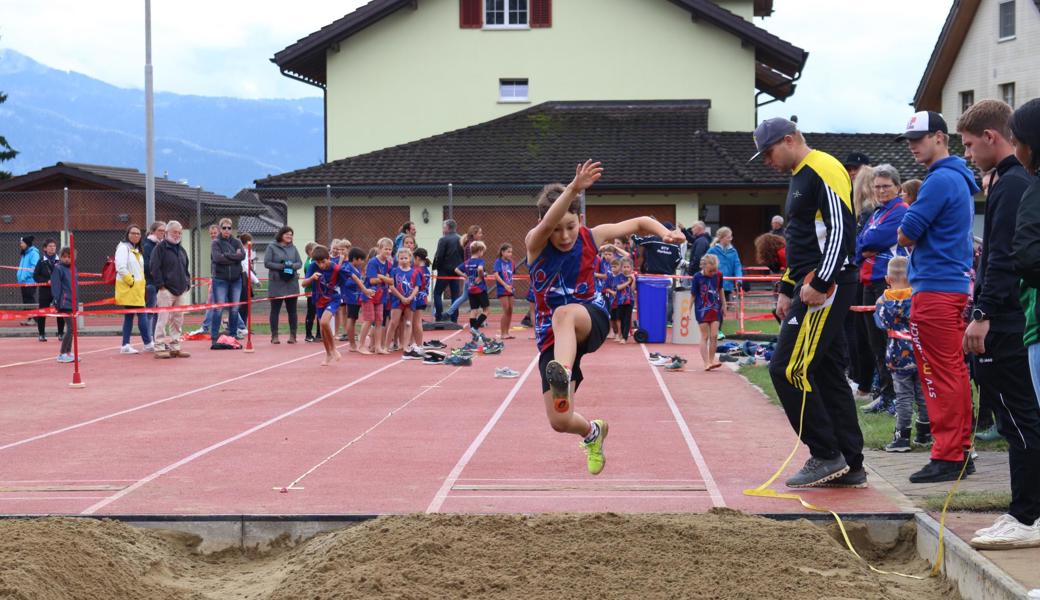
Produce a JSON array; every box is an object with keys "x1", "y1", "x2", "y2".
[
  {"x1": 447, "y1": 183, "x2": 454, "y2": 221},
  {"x1": 62, "y1": 187, "x2": 69, "y2": 247},
  {"x1": 195, "y1": 187, "x2": 202, "y2": 305},
  {"x1": 326, "y1": 184, "x2": 332, "y2": 246}
]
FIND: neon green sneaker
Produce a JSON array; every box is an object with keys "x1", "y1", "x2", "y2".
[{"x1": 580, "y1": 419, "x2": 609, "y2": 475}]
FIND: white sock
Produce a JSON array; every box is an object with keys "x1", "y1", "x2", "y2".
[{"x1": 583, "y1": 421, "x2": 600, "y2": 444}]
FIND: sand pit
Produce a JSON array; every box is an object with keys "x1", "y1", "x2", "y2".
[{"x1": 0, "y1": 509, "x2": 957, "y2": 600}]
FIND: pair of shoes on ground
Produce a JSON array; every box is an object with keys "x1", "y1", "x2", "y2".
[
  {"x1": 785, "y1": 455, "x2": 868, "y2": 489},
  {"x1": 154, "y1": 349, "x2": 191, "y2": 359},
  {"x1": 494, "y1": 367, "x2": 520, "y2": 378},
  {"x1": 482, "y1": 340, "x2": 504, "y2": 355},
  {"x1": 422, "y1": 339, "x2": 447, "y2": 350},
  {"x1": 402, "y1": 345, "x2": 425, "y2": 360},
  {"x1": 970, "y1": 514, "x2": 1040, "y2": 550}
]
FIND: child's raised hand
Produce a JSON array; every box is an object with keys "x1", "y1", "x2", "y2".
[{"x1": 570, "y1": 160, "x2": 603, "y2": 191}]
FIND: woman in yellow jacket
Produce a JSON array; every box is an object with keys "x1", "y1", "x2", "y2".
[{"x1": 115, "y1": 224, "x2": 152, "y2": 354}]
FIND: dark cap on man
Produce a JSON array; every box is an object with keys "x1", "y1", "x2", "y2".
[
  {"x1": 20, "y1": 235, "x2": 34, "y2": 247},
  {"x1": 895, "y1": 111, "x2": 949, "y2": 141},
  {"x1": 842, "y1": 152, "x2": 871, "y2": 168},
  {"x1": 749, "y1": 117, "x2": 798, "y2": 162}
]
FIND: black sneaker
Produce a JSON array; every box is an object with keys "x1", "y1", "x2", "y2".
[
  {"x1": 884, "y1": 428, "x2": 912, "y2": 453},
  {"x1": 816, "y1": 467, "x2": 868, "y2": 489},
  {"x1": 423, "y1": 351, "x2": 446, "y2": 365},
  {"x1": 785, "y1": 455, "x2": 849, "y2": 488},
  {"x1": 913, "y1": 421, "x2": 933, "y2": 447},
  {"x1": 909, "y1": 457, "x2": 974, "y2": 483},
  {"x1": 520, "y1": 316, "x2": 532, "y2": 328},
  {"x1": 402, "y1": 349, "x2": 424, "y2": 360},
  {"x1": 38, "y1": 335, "x2": 47, "y2": 342},
  {"x1": 718, "y1": 354, "x2": 739, "y2": 363},
  {"x1": 423, "y1": 340, "x2": 447, "y2": 349}
]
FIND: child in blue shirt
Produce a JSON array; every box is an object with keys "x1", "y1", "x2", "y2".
[
  {"x1": 339, "y1": 247, "x2": 374, "y2": 352},
  {"x1": 410, "y1": 248, "x2": 431, "y2": 352},
  {"x1": 456, "y1": 241, "x2": 489, "y2": 335},
  {"x1": 359, "y1": 238, "x2": 393, "y2": 355},
  {"x1": 614, "y1": 258, "x2": 636, "y2": 343},
  {"x1": 692, "y1": 254, "x2": 725, "y2": 371},
  {"x1": 303, "y1": 245, "x2": 343, "y2": 366},
  {"x1": 493, "y1": 243, "x2": 516, "y2": 340},
  {"x1": 386, "y1": 248, "x2": 421, "y2": 359}
]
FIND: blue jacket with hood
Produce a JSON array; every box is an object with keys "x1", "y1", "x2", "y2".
[{"x1": 899, "y1": 155, "x2": 978, "y2": 295}]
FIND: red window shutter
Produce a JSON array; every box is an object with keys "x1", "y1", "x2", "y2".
[
  {"x1": 460, "y1": 0, "x2": 482, "y2": 28},
  {"x1": 531, "y1": 0, "x2": 552, "y2": 27}
]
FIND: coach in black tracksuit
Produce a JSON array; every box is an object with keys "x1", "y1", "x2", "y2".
[{"x1": 751, "y1": 118, "x2": 865, "y2": 489}]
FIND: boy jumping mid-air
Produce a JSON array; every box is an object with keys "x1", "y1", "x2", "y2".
[{"x1": 527, "y1": 160, "x2": 685, "y2": 474}]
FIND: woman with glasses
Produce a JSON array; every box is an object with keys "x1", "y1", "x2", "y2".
[
  {"x1": 115, "y1": 224, "x2": 152, "y2": 353},
  {"x1": 855, "y1": 164, "x2": 910, "y2": 413},
  {"x1": 209, "y1": 218, "x2": 245, "y2": 349}
]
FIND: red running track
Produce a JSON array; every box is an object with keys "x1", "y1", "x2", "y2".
[{"x1": 0, "y1": 325, "x2": 903, "y2": 516}]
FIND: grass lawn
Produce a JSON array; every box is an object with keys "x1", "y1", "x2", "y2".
[
  {"x1": 920, "y1": 490, "x2": 1012, "y2": 512},
  {"x1": 737, "y1": 364, "x2": 1008, "y2": 453}
]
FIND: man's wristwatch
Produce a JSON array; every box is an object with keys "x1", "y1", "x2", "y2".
[{"x1": 971, "y1": 308, "x2": 989, "y2": 322}]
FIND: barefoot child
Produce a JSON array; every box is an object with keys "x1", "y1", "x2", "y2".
[
  {"x1": 456, "y1": 241, "x2": 490, "y2": 339},
  {"x1": 596, "y1": 245, "x2": 616, "y2": 337},
  {"x1": 410, "y1": 248, "x2": 431, "y2": 352},
  {"x1": 605, "y1": 258, "x2": 621, "y2": 339},
  {"x1": 333, "y1": 239, "x2": 352, "y2": 340},
  {"x1": 303, "y1": 245, "x2": 343, "y2": 366},
  {"x1": 692, "y1": 254, "x2": 725, "y2": 370},
  {"x1": 358, "y1": 238, "x2": 393, "y2": 355},
  {"x1": 493, "y1": 243, "x2": 516, "y2": 340},
  {"x1": 614, "y1": 258, "x2": 636, "y2": 343},
  {"x1": 387, "y1": 248, "x2": 421, "y2": 359},
  {"x1": 340, "y1": 247, "x2": 374, "y2": 351},
  {"x1": 528, "y1": 160, "x2": 685, "y2": 474}
]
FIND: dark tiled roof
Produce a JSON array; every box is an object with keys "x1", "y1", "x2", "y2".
[
  {"x1": 237, "y1": 214, "x2": 283, "y2": 236},
  {"x1": 273, "y1": 0, "x2": 806, "y2": 99},
  {"x1": 256, "y1": 100, "x2": 963, "y2": 190},
  {"x1": 0, "y1": 162, "x2": 267, "y2": 216}
]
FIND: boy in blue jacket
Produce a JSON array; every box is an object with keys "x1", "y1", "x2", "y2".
[
  {"x1": 50, "y1": 247, "x2": 76, "y2": 363},
  {"x1": 874, "y1": 256, "x2": 930, "y2": 452}
]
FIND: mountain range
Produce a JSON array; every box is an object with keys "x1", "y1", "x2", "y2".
[{"x1": 0, "y1": 48, "x2": 323, "y2": 196}]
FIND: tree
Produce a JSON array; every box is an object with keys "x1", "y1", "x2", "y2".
[{"x1": 0, "y1": 89, "x2": 17, "y2": 180}]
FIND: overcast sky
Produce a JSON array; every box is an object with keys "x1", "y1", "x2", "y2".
[{"x1": 0, "y1": 0, "x2": 949, "y2": 133}]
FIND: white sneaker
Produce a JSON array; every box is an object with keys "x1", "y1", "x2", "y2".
[
  {"x1": 120, "y1": 344, "x2": 139, "y2": 354},
  {"x1": 495, "y1": 367, "x2": 520, "y2": 378},
  {"x1": 651, "y1": 356, "x2": 671, "y2": 366},
  {"x1": 143, "y1": 343, "x2": 154, "y2": 352},
  {"x1": 975, "y1": 514, "x2": 1018, "y2": 537},
  {"x1": 970, "y1": 517, "x2": 1040, "y2": 550}
]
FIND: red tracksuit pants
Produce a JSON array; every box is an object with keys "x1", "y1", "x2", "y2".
[{"x1": 910, "y1": 291, "x2": 973, "y2": 462}]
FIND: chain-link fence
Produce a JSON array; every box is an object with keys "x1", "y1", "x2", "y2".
[{"x1": 0, "y1": 188, "x2": 243, "y2": 307}]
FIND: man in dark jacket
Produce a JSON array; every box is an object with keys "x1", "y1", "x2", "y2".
[
  {"x1": 150, "y1": 220, "x2": 191, "y2": 359},
  {"x1": 209, "y1": 218, "x2": 245, "y2": 346},
  {"x1": 681, "y1": 221, "x2": 711, "y2": 276},
  {"x1": 958, "y1": 100, "x2": 1040, "y2": 549},
  {"x1": 141, "y1": 221, "x2": 165, "y2": 340},
  {"x1": 634, "y1": 221, "x2": 682, "y2": 322},
  {"x1": 432, "y1": 219, "x2": 464, "y2": 322}
]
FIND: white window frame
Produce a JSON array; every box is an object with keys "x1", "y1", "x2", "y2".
[
  {"x1": 483, "y1": 0, "x2": 529, "y2": 30},
  {"x1": 499, "y1": 78, "x2": 530, "y2": 103},
  {"x1": 1000, "y1": 82, "x2": 1016, "y2": 108},
  {"x1": 998, "y1": 0, "x2": 1016, "y2": 41}
]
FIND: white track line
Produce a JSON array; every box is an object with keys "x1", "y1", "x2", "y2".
[
  {"x1": 0, "y1": 344, "x2": 123, "y2": 369},
  {"x1": 445, "y1": 494, "x2": 712, "y2": 500},
  {"x1": 0, "y1": 496, "x2": 109, "y2": 501},
  {"x1": 279, "y1": 367, "x2": 465, "y2": 490},
  {"x1": 0, "y1": 347, "x2": 337, "y2": 452},
  {"x1": 640, "y1": 344, "x2": 726, "y2": 507},
  {"x1": 81, "y1": 359, "x2": 406, "y2": 515},
  {"x1": 425, "y1": 353, "x2": 539, "y2": 513}
]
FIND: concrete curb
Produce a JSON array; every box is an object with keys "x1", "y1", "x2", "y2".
[{"x1": 915, "y1": 512, "x2": 1030, "y2": 600}]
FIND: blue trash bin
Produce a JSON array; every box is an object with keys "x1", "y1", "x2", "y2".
[{"x1": 637, "y1": 276, "x2": 670, "y2": 343}]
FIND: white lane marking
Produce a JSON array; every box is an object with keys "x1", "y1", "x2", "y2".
[
  {"x1": 425, "y1": 353, "x2": 540, "y2": 513},
  {"x1": 277, "y1": 367, "x2": 464, "y2": 491},
  {"x1": 640, "y1": 344, "x2": 726, "y2": 507},
  {"x1": 0, "y1": 344, "x2": 123, "y2": 369},
  {"x1": 80, "y1": 359, "x2": 406, "y2": 515},
  {"x1": 0, "y1": 347, "x2": 337, "y2": 452}
]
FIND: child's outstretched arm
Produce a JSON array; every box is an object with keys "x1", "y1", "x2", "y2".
[
  {"x1": 525, "y1": 160, "x2": 603, "y2": 262},
  {"x1": 354, "y1": 273, "x2": 376, "y2": 298},
  {"x1": 592, "y1": 218, "x2": 685, "y2": 248}
]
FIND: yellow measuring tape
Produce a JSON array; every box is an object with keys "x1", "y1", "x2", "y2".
[{"x1": 744, "y1": 296, "x2": 976, "y2": 579}]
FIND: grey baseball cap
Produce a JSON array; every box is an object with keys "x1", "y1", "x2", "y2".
[{"x1": 748, "y1": 118, "x2": 798, "y2": 162}]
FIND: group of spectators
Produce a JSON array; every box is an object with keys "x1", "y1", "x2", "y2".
[{"x1": 751, "y1": 98, "x2": 1040, "y2": 550}]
